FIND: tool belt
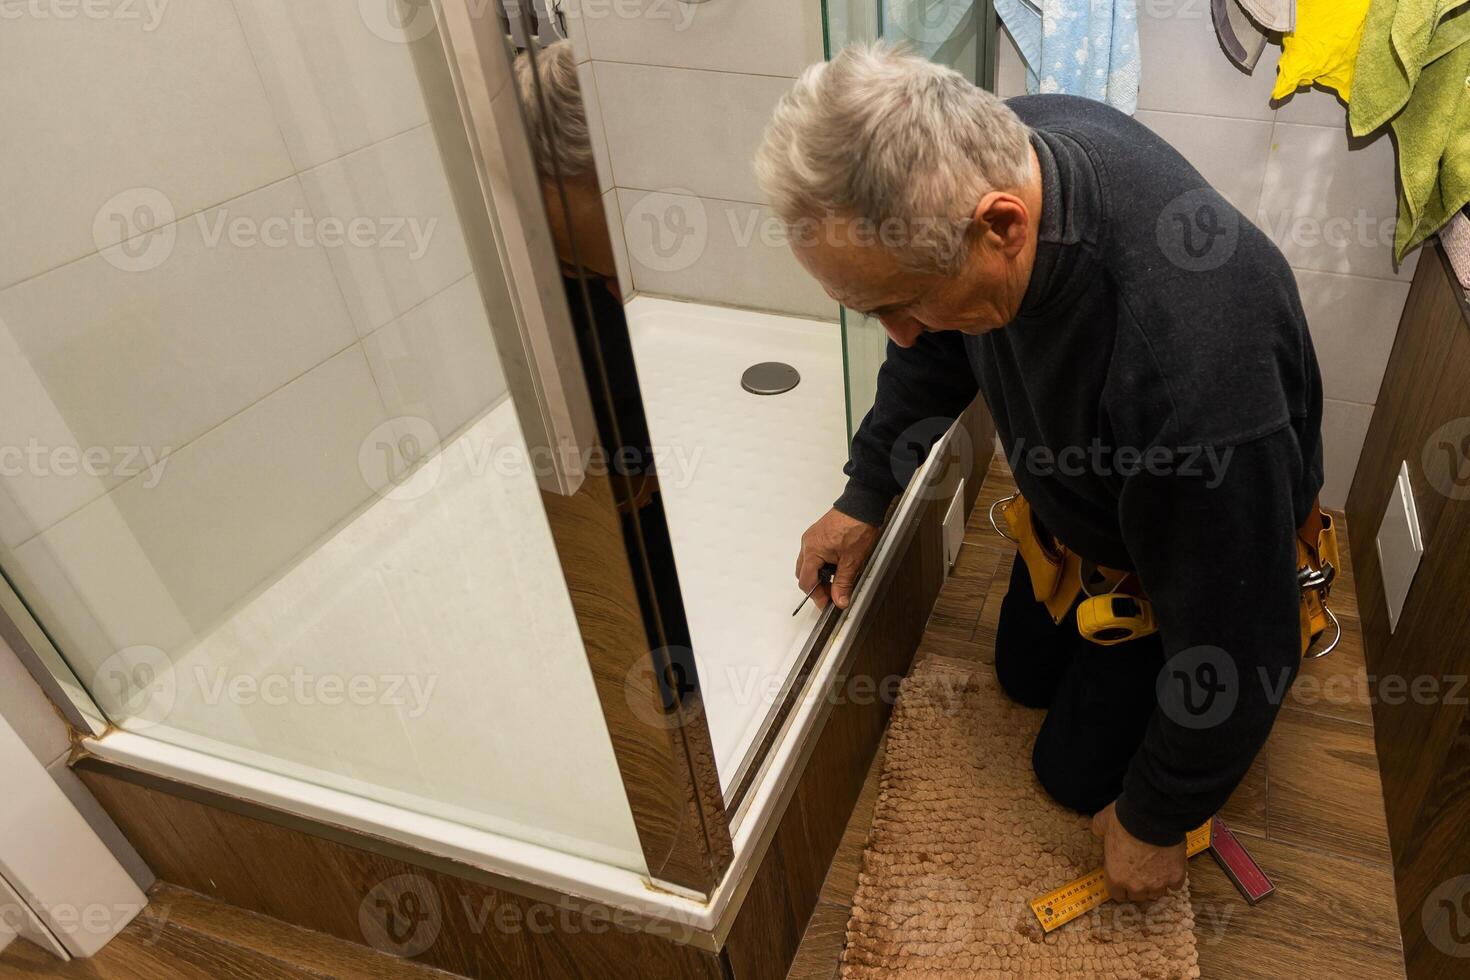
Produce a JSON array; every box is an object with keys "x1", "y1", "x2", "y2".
[{"x1": 989, "y1": 493, "x2": 1341, "y2": 658}]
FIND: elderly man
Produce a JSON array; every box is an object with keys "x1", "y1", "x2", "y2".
[{"x1": 757, "y1": 44, "x2": 1326, "y2": 903}]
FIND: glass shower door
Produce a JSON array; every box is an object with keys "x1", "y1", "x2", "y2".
[
  {"x1": 823, "y1": 0, "x2": 999, "y2": 437},
  {"x1": 0, "y1": 0, "x2": 644, "y2": 871}
]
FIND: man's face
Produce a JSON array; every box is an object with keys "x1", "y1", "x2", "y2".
[{"x1": 789, "y1": 176, "x2": 1038, "y2": 348}]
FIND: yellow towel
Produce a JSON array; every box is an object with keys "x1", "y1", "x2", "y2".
[
  {"x1": 1273, "y1": 0, "x2": 1374, "y2": 101},
  {"x1": 1350, "y1": 0, "x2": 1470, "y2": 260}
]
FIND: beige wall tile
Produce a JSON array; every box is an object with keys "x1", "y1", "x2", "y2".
[
  {"x1": 594, "y1": 62, "x2": 793, "y2": 205},
  {"x1": 1258, "y1": 123, "x2": 1418, "y2": 282},
  {"x1": 231, "y1": 0, "x2": 448, "y2": 169},
  {"x1": 1136, "y1": 1, "x2": 1279, "y2": 121},
  {"x1": 616, "y1": 189, "x2": 836, "y2": 320},
  {"x1": 0, "y1": 0, "x2": 293, "y2": 288},
  {"x1": 579, "y1": 0, "x2": 824, "y2": 77},
  {"x1": 0, "y1": 178, "x2": 358, "y2": 541},
  {"x1": 1321, "y1": 397, "x2": 1374, "y2": 509},
  {"x1": 361, "y1": 277, "x2": 509, "y2": 444},
  {"x1": 1295, "y1": 268, "x2": 1410, "y2": 404},
  {"x1": 298, "y1": 126, "x2": 474, "y2": 335}
]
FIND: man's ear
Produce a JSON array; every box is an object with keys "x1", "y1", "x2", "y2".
[{"x1": 971, "y1": 192, "x2": 1029, "y2": 257}]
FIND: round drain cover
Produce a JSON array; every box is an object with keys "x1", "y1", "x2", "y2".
[{"x1": 741, "y1": 361, "x2": 801, "y2": 395}]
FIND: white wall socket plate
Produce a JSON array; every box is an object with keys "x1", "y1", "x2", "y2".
[{"x1": 1376, "y1": 460, "x2": 1425, "y2": 634}]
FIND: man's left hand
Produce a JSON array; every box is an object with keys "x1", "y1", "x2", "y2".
[{"x1": 1090, "y1": 802, "x2": 1187, "y2": 903}]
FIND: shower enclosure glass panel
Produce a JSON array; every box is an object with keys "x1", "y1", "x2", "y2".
[
  {"x1": 825, "y1": 0, "x2": 999, "y2": 437},
  {"x1": 0, "y1": 3, "x2": 643, "y2": 871}
]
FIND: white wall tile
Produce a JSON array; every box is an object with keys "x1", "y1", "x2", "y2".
[
  {"x1": 1258, "y1": 123, "x2": 1418, "y2": 282},
  {"x1": 594, "y1": 63, "x2": 793, "y2": 205},
  {"x1": 1273, "y1": 84, "x2": 1352, "y2": 129},
  {"x1": 231, "y1": 0, "x2": 450, "y2": 169},
  {"x1": 1135, "y1": 2, "x2": 1279, "y2": 121},
  {"x1": 298, "y1": 126, "x2": 474, "y2": 336},
  {"x1": 579, "y1": 0, "x2": 824, "y2": 77},
  {"x1": 1294, "y1": 268, "x2": 1409, "y2": 404},
  {"x1": 577, "y1": 60, "x2": 616, "y2": 193},
  {"x1": 0, "y1": 0, "x2": 294, "y2": 288},
  {"x1": 1321, "y1": 398, "x2": 1374, "y2": 509},
  {"x1": 616, "y1": 189, "x2": 837, "y2": 320},
  {"x1": 0, "y1": 178, "x2": 358, "y2": 542},
  {"x1": 10, "y1": 348, "x2": 391, "y2": 675},
  {"x1": 362, "y1": 277, "x2": 509, "y2": 443},
  {"x1": 1134, "y1": 110, "x2": 1274, "y2": 216},
  {"x1": 603, "y1": 188, "x2": 635, "y2": 299}
]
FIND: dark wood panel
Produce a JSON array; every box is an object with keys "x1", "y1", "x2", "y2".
[
  {"x1": 1346, "y1": 243, "x2": 1470, "y2": 980},
  {"x1": 76, "y1": 763, "x2": 723, "y2": 980},
  {"x1": 538, "y1": 475, "x2": 733, "y2": 896}
]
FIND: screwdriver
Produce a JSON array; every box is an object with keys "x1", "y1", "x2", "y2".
[{"x1": 792, "y1": 562, "x2": 838, "y2": 616}]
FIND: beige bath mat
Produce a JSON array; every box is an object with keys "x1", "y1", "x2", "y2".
[{"x1": 840, "y1": 656, "x2": 1200, "y2": 979}]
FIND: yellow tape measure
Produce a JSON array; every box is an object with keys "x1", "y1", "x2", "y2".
[{"x1": 1029, "y1": 820, "x2": 1213, "y2": 933}]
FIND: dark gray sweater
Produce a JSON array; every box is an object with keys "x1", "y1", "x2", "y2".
[{"x1": 835, "y1": 94, "x2": 1324, "y2": 845}]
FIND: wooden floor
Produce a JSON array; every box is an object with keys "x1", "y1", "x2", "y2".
[
  {"x1": 788, "y1": 460, "x2": 1408, "y2": 980},
  {"x1": 0, "y1": 461, "x2": 1406, "y2": 980},
  {"x1": 0, "y1": 883, "x2": 455, "y2": 979}
]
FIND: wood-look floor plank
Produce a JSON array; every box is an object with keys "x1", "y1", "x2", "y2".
[
  {"x1": 1191, "y1": 835, "x2": 1403, "y2": 979},
  {"x1": 1219, "y1": 748, "x2": 1270, "y2": 841},
  {"x1": 1268, "y1": 708, "x2": 1394, "y2": 865},
  {"x1": 0, "y1": 921, "x2": 313, "y2": 980}
]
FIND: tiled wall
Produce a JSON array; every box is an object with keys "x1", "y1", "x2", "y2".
[
  {"x1": 565, "y1": 0, "x2": 838, "y2": 320},
  {"x1": 0, "y1": 1, "x2": 508, "y2": 673},
  {"x1": 997, "y1": 9, "x2": 1414, "y2": 509}
]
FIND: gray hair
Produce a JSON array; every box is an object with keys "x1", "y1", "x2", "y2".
[
  {"x1": 513, "y1": 41, "x2": 595, "y2": 181},
  {"x1": 755, "y1": 42, "x2": 1032, "y2": 274}
]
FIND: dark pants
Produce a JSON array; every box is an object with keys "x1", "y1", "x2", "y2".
[{"x1": 994, "y1": 553, "x2": 1166, "y2": 816}]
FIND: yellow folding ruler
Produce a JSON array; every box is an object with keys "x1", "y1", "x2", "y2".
[{"x1": 1029, "y1": 819, "x2": 1214, "y2": 933}]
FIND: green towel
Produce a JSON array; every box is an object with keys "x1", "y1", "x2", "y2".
[{"x1": 1348, "y1": 0, "x2": 1470, "y2": 261}]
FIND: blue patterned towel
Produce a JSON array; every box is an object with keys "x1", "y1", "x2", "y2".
[{"x1": 995, "y1": 0, "x2": 1141, "y2": 113}]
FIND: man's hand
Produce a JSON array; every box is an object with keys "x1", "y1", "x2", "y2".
[
  {"x1": 1090, "y1": 802, "x2": 1187, "y2": 903},
  {"x1": 796, "y1": 509, "x2": 880, "y2": 610}
]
